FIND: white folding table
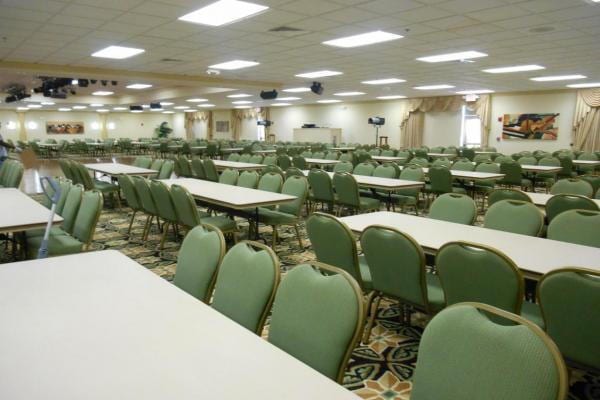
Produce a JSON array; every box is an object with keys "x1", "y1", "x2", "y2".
[
  {"x1": 84, "y1": 163, "x2": 157, "y2": 178},
  {"x1": 527, "y1": 192, "x2": 600, "y2": 209},
  {"x1": 305, "y1": 158, "x2": 340, "y2": 166},
  {"x1": 372, "y1": 156, "x2": 406, "y2": 163},
  {"x1": 0, "y1": 250, "x2": 360, "y2": 400},
  {"x1": 340, "y1": 211, "x2": 600, "y2": 278},
  {"x1": 0, "y1": 188, "x2": 63, "y2": 234},
  {"x1": 212, "y1": 160, "x2": 265, "y2": 171}
]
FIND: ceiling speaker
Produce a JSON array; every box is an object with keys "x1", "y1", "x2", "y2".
[
  {"x1": 260, "y1": 90, "x2": 278, "y2": 100},
  {"x1": 150, "y1": 102, "x2": 162, "y2": 109},
  {"x1": 310, "y1": 81, "x2": 323, "y2": 95},
  {"x1": 129, "y1": 105, "x2": 143, "y2": 111}
]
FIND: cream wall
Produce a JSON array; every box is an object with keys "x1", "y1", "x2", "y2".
[
  {"x1": 212, "y1": 110, "x2": 233, "y2": 140},
  {"x1": 423, "y1": 111, "x2": 462, "y2": 148},
  {"x1": 488, "y1": 91, "x2": 576, "y2": 154}
]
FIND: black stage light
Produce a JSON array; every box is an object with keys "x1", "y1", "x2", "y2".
[
  {"x1": 260, "y1": 89, "x2": 278, "y2": 100},
  {"x1": 101, "y1": 80, "x2": 108, "y2": 86},
  {"x1": 90, "y1": 79, "x2": 97, "y2": 84},
  {"x1": 310, "y1": 81, "x2": 323, "y2": 95},
  {"x1": 257, "y1": 120, "x2": 272, "y2": 127},
  {"x1": 150, "y1": 102, "x2": 161, "y2": 109},
  {"x1": 5, "y1": 95, "x2": 17, "y2": 103},
  {"x1": 78, "y1": 79, "x2": 89, "y2": 87},
  {"x1": 130, "y1": 105, "x2": 143, "y2": 111},
  {"x1": 111, "y1": 81, "x2": 118, "y2": 86},
  {"x1": 368, "y1": 117, "x2": 385, "y2": 126}
]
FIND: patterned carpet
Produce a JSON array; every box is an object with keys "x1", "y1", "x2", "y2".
[{"x1": 2, "y1": 200, "x2": 599, "y2": 399}]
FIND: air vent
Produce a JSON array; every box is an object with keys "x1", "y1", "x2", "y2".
[
  {"x1": 269, "y1": 26, "x2": 303, "y2": 32},
  {"x1": 160, "y1": 58, "x2": 184, "y2": 62}
]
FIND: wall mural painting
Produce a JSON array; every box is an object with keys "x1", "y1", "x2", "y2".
[
  {"x1": 46, "y1": 121, "x2": 85, "y2": 134},
  {"x1": 502, "y1": 113, "x2": 559, "y2": 140}
]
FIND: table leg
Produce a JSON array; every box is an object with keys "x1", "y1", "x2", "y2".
[
  {"x1": 254, "y1": 207, "x2": 260, "y2": 240},
  {"x1": 387, "y1": 191, "x2": 392, "y2": 211}
]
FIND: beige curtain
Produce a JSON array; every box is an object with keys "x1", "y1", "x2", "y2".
[
  {"x1": 184, "y1": 112, "x2": 209, "y2": 140},
  {"x1": 399, "y1": 95, "x2": 492, "y2": 148},
  {"x1": 206, "y1": 111, "x2": 213, "y2": 141},
  {"x1": 231, "y1": 107, "x2": 267, "y2": 141},
  {"x1": 573, "y1": 89, "x2": 600, "y2": 151}
]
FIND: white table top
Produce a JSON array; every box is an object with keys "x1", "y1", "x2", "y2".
[
  {"x1": 84, "y1": 163, "x2": 157, "y2": 176},
  {"x1": 305, "y1": 158, "x2": 340, "y2": 165},
  {"x1": 372, "y1": 156, "x2": 407, "y2": 162},
  {"x1": 340, "y1": 211, "x2": 600, "y2": 277},
  {"x1": 38, "y1": 143, "x2": 59, "y2": 147},
  {"x1": 331, "y1": 147, "x2": 355, "y2": 151},
  {"x1": 221, "y1": 147, "x2": 244, "y2": 152},
  {"x1": 527, "y1": 192, "x2": 600, "y2": 208},
  {"x1": 253, "y1": 149, "x2": 277, "y2": 154},
  {"x1": 520, "y1": 164, "x2": 562, "y2": 173},
  {"x1": 161, "y1": 178, "x2": 296, "y2": 209},
  {"x1": 0, "y1": 188, "x2": 63, "y2": 233},
  {"x1": 427, "y1": 153, "x2": 456, "y2": 158},
  {"x1": 0, "y1": 250, "x2": 359, "y2": 400},
  {"x1": 212, "y1": 160, "x2": 265, "y2": 171},
  {"x1": 475, "y1": 151, "x2": 497, "y2": 154},
  {"x1": 191, "y1": 146, "x2": 207, "y2": 150},
  {"x1": 302, "y1": 170, "x2": 424, "y2": 190},
  {"x1": 573, "y1": 159, "x2": 600, "y2": 166},
  {"x1": 418, "y1": 167, "x2": 505, "y2": 181}
]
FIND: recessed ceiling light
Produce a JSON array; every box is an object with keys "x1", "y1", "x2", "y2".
[
  {"x1": 92, "y1": 91, "x2": 114, "y2": 96},
  {"x1": 232, "y1": 100, "x2": 252, "y2": 104},
  {"x1": 90, "y1": 103, "x2": 104, "y2": 107},
  {"x1": 295, "y1": 70, "x2": 342, "y2": 79},
  {"x1": 150, "y1": 108, "x2": 163, "y2": 112},
  {"x1": 174, "y1": 106, "x2": 188, "y2": 109},
  {"x1": 317, "y1": 99, "x2": 341, "y2": 104},
  {"x1": 234, "y1": 105, "x2": 252, "y2": 109},
  {"x1": 209, "y1": 60, "x2": 259, "y2": 70},
  {"x1": 141, "y1": 104, "x2": 150, "y2": 108},
  {"x1": 163, "y1": 111, "x2": 175, "y2": 114},
  {"x1": 276, "y1": 97, "x2": 301, "y2": 101},
  {"x1": 91, "y1": 45, "x2": 145, "y2": 59},
  {"x1": 323, "y1": 30, "x2": 403, "y2": 48},
  {"x1": 73, "y1": 105, "x2": 87, "y2": 110},
  {"x1": 58, "y1": 107, "x2": 71, "y2": 111},
  {"x1": 113, "y1": 107, "x2": 128, "y2": 111},
  {"x1": 417, "y1": 51, "x2": 488, "y2": 63},
  {"x1": 126, "y1": 83, "x2": 152, "y2": 89},
  {"x1": 131, "y1": 110, "x2": 143, "y2": 113},
  {"x1": 282, "y1": 87, "x2": 311, "y2": 93},
  {"x1": 27, "y1": 104, "x2": 42, "y2": 108},
  {"x1": 272, "y1": 103, "x2": 291, "y2": 106},
  {"x1": 456, "y1": 89, "x2": 495, "y2": 94},
  {"x1": 530, "y1": 75, "x2": 586, "y2": 82},
  {"x1": 227, "y1": 93, "x2": 252, "y2": 98},
  {"x1": 178, "y1": 0, "x2": 269, "y2": 27},
  {"x1": 377, "y1": 95, "x2": 407, "y2": 100},
  {"x1": 567, "y1": 82, "x2": 600, "y2": 88},
  {"x1": 362, "y1": 78, "x2": 406, "y2": 85},
  {"x1": 413, "y1": 85, "x2": 455, "y2": 90},
  {"x1": 160, "y1": 102, "x2": 174, "y2": 106},
  {"x1": 17, "y1": 107, "x2": 28, "y2": 111},
  {"x1": 483, "y1": 65, "x2": 545, "y2": 74},
  {"x1": 40, "y1": 101, "x2": 55, "y2": 105},
  {"x1": 187, "y1": 98, "x2": 208, "y2": 102},
  {"x1": 97, "y1": 109, "x2": 109, "y2": 112},
  {"x1": 198, "y1": 104, "x2": 216, "y2": 108},
  {"x1": 334, "y1": 91, "x2": 365, "y2": 96},
  {"x1": 184, "y1": 109, "x2": 197, "y2": 112}
]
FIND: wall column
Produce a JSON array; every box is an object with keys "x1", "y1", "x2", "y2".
[
  {"x1": 17, "y1": 112, "x2": 27, "y2": 141},
  {"x1": 99, "y1": 113, "x2": 108, "y2": 139}
]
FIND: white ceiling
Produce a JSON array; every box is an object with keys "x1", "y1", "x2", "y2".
[{"x1": 1, "y1": 0, "x2": 599, "y2": 111}]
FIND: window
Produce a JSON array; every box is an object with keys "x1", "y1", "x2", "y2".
[
  {"x1": 257, "y1": 125, "x2": 265, "y2": 141},
  {"x1": 460, "y1": 105, "x2": 481, "y2": 148}
]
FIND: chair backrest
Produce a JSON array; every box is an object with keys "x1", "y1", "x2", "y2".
[
  {"x1": 218, "y1": 168, "x2": 239, "y2": 185},
  {"x1": 539, "y1": 156, "x2": 560, "y2": 167},
  {"x1": 71, "y1": 190, "x2": 103, "y2": 246},
  {"x1": 400, "y1": 165, "x2": 424, "y2": 181},
  {"x1": 292, "y1": 156, "x2": 307, "y2": 170},
  {"x1": 333, "y1": 161, "x2": 353, "y2": 173},
  {"x1": 284, "y1": 167, "x2": 304, "y2": 180},
  {"x1": 157, "y1": 160, "x2": 174, "y2": 179},
  {"x1": 1, "y1": 161, "x2": 24, "y2": 188},
  {"x1": 237, "y1": 170, "x2": 259, "y2": 188},
  {"x1": 133, "y1": 157, "x2": 152, "y2": 169},
  {"x1": 203, "y1": 159, "x2": 219, "y2": 182},
  {"x1": 118, "y1": 175, "x2": 141, "y2": 211},
  {"x1": 547, "y1": 209, "x2": 600, "y2": 247},
  {"x1": 150, "y1": 159, "x2": 164, "y2": 172},
  {"x1": 518, "y1": 156, "x2": 538, "y2": 165},
  {"x1": 211, "y1": 241, "x2": 280, "y2": 334},
  {"x1": 473, "y1": 154, "x2": 492, "y2": 164},
  {"x1": 249, "y1": 154, "x2": 263, "y2": 164},
  {"x1": 487, "y1": 188, "x2": 531, "y2": 206},
  {"x1": 410, "y1": 157, "x2": 429, "y2": 167},
  {"x1": 411, "y1": 303, "x2": 567, "y2": 400},
  {"x1": 353, "y1": 162, "x2": 374, "y2": 176},
  {"x1": 373, "y1": 163, "x2": 397, "y2": 179},
  {"x1": 326, "y1": 152, "x2": 339, "y2": 160},
  {"x1": 239, "y1": 153, "x2": 251, "y2": 162},
  {"x1": 279, "y1": 176, "x2": 308, "y2": 216},
  {"x1": 268, "y1": 263, "x2": 364, "y2": 383},
  {"x1": 432, "y1": 158, "x2": 452, "y2": 168},
  {"x1": 546, "y1": 194, "x2": 599, "y2": 222},
  {"x1": 436, "y1": 242, "x2": 523, "y2": 313},
  {"x1": 262, "y1": 164, "x2": 285, "y2": 180},
  {"x1": 170, "y1": 184, "x2": 201, "y2": 229},
  {"x1": 277, "y1": 155, "x2": 291, "y2": 170},
  {"x1": 451, "y1": 160, "x2": 475, "y2": 171},
  {"x1": 306, "y1": 212, "x2": 363, "y2": 287},
  {"x1": 484, "y1": 200, "x2": 544, "y2": 236},
  {"x1": 227, "y1": 153, "x2": 240, "y2": 162},
  {"x1": 73, "y1": 162, "x2": 94, "y2": 190},
  {"x1": 428, "y1": 166, "x2": 453, "y2": 194},
  {"x1": 538, "y1": 268, "x2": 600, "y2": 370},
  {"x1": 360, "y1": 225, "x2": 431, "y2": 311},
  {"x1": 308, "y1": 169, "x2": 335, "y2": 203},
  {"x1": 173, "y1": 224, "x2": 226, "y2": 303},
  {"x1": 263, "y1": 155, "x2": 277, "y2": 166},
  {"x1": 131, "y1": 176, "x2": 157, "y2": 215},
  {"x1": 429, "y1": 193, "x2": 476, "y2": 225},
  {"x1": 60, "y1": 184, "x2": 84, "y2": 234},
  {"x1": 257, "y1": 172, "x2": 283, "y2": 193},
  {"x1": 550, "y1": 178, "x2": 593, "y2": 197},
  {"x1": 176, "y1": 156, "x2": 192, "y2": 177},
  {"x1": 55, "y1": 179, "x2": 72, "y2": 215},
  {"x1": 190, "y1": 158, "x2": 206, "y2": 179},
  {"x1": 149, "y1": 180, "x2": 178, "y2": 223},
  {"x1": 333, "y1": 172, "x2": 360, "y2": 208}
]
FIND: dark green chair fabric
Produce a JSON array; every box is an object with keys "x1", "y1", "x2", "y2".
[
  {"x1": 411, "y1": 303, "x2": 567, "y2": 400},
  {"x1": 237, "y1": 170, "x2": 259, "y2": 189},
  {"x1": 333, "y1": 172, "x2": 380, "y2": 215},
  {"x1": 132, "y1": 176, "x2": 159, "y2": 240},
  {"x1": 498, "y1": 161, "x2": 532, "y2": 190},
  {"x1": 550, "y1": 178, "x2": 593, "y2": 197},
  {"x1": 429, "y1": 193, "x2": 476, "y2": 225},
  {"x1": 353, "y1": 162, "x2": 375, "y2": 176},
  {"x1": 487, "y1": 188, "x2": 531, "y2": 207},
  {"x1": 484, "y1": 200, "x2": 544, "y2": 236},
  {"x1": 451, "y1": 159, "x2": 475, "y2": 171},
  {"x1": 173, "y1": 224, "x2": 225, "y2": 303},
  {"x1": 149, "y1": 180, "x2": 179, "y2": 249},
  {"x1": 428, "y1": 166, "x2": 467, "y2": 196},
  {"x1": 211, "y1": 241, "x2": 280, "y2": 333},
  {"x1": 118, "y1": 176, "x2": 141, "y2": 237},
  {"x1": 306, "y1": 212, "x2": 371, "y2": 292},
  {"x1": 285, "y1": 167, "x2": 304, "y2": 180},
  {"x1": 227, "y1": 153, "x2": 241, "y2": 162},
  {"x1": 277, "y1": 155, "x2": 291, "y2": 170},
  {"x1": 157, "y1": 160, "x2": 174, "y2": 179},
  {"x1": 203, "y1": 159, "x2": 219, "y2": 182},
  {"x1": 133, "y1": 157, "x2": 152, "y2": 169},
  {"x1": 262, "y1": 164, "x2": 285, "y2": 180},
  {"x1": 332, "y1": 161, "x2": 353, "y2": 173},
  {"x1": 547, "y1": 210, "x2": 600, "y2": 247},
  {"x1": 27, "y1": 182, "x2": 81, "y2": 239},
  {"x1": 360, "y1": 226, "x2": 445, "y2": 340},
  {"x1": 538, "y1": 268, "x2": 600, "y2": 370},
  {"x1": 268, "y1": 263, "x2": 364, "y2": 383},
  {"x1": 218, "y1": 168, "x2": 239, "y2": 185},
  {"x1": 391, "y1": 165, "x2": 424, "y2": 214},
  {"x1": 546, "y1": 194, "x2": 599, "y2": 223},
  {"x1": 257, "y1": 172, "x2": 283, "y2": 193},
  {"x1": 191, "y1": 158, "x2": 206, "y2": 180},
  {"x1": 308, "y1": 169, "x2": 336, "y2": 212}
]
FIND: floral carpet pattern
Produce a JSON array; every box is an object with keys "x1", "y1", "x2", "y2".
[{"x1": 2, "y1": 200, "x2": 599, "y2": 400}]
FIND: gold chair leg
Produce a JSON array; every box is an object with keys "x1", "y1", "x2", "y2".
[
  {"x1": 362, "y1": 295, "x2": 381, "y2": 344},
  {"x1": 271, "y1": 225, "x2": 277, "y2": 248},
  {"x1": 159, "y1": 221, "x2": 170, "y2": 250},
  {"x1": 127, "y1": 210, "x2": 137, "y2": 236},
  {"x1": 294, "y1": 224, "x2": 303, "y2": 248}
]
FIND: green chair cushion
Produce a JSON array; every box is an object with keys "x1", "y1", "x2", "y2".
[
  {"x1": 521, "y1": 301, "x2": 544, "y2": 329},
  {"x1": 258, "y1": 208, "x2": 298, "y2": 225},
  {"x1": 26, "y1": 234, "x2": 83, "y2": 258},
  {"x1": 93, "y1": 180, "x2": 119, "y2": 192},
  {"x1": 358, "y1": 255, "x2": 372, "y2": 291},
  {"x1": 202, "y1": 216, "x2": 237, "y2": 232},
  {"x1": 359, "y1": 196, "x2": 380, "y2": 211},
  {"x1": 426, "y1": 273, "x2": 445, "y2": 312},
  {"x1": 26, "y1": 227, "x2": 69, "y2": 238}
]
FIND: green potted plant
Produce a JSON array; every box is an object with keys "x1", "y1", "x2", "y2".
[{"x1": 154, "y1": 121, "x2": 173, "y2": 139}]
